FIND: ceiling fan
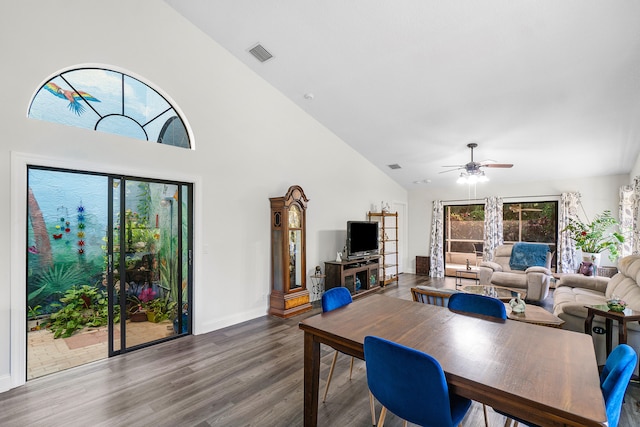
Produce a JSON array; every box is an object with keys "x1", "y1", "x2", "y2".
[{"x1": 440, "y1": 143, "x2": 513, "y2": 183}]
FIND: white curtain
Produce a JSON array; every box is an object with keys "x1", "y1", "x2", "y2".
[
  {"x1": 429, "y1": 200, "x2": 444, "y2": 278},
  {"x1": 558, "y1": 192, "x2": 581, "y2": 273},
  {"x1": 483, "y1": 196, "x2": 503, "y2": 261},
  {"x1": 633, "y1": 176, "x2": 640, "y2": 255},
  {"x1": 619, "y1": 184, "x2": 635, "y2": 257},
  {"x1": 620, "y1": 176, "x2": 640, "y2": 256}
]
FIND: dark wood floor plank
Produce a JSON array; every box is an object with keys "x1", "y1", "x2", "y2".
[{"x1": 0, "y1": 274, "x2": 637, "y2": 426}]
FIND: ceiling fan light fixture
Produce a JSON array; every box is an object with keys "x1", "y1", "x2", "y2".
[{"x1": 457, "y1": 170, "x2": 488, "y2": 184}]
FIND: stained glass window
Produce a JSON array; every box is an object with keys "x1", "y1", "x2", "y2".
[{"x1": 28, "y1": 68, "x2": 191, "y2": 149}]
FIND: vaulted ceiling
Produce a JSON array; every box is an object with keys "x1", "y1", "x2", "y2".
[{"x1": 166, "y1": 0, "x2": 640, "y2": 188}]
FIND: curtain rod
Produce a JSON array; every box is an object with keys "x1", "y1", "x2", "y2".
[{"x1": 442, "y1": 194, "x2": 561, "y2": 204}]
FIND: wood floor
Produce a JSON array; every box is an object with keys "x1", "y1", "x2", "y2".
[{"x1": 1, "y1": 274, "x2": 638, "y2": 426}]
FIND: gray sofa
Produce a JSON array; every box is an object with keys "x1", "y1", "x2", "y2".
[
  {"x1": 554, "y1": 255, "x2": 640, "y2": 365},
  {"x1": 478, "y1": 244, "x2": 552, "y2": 302}
]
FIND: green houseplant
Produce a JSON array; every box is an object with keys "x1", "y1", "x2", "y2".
[
  {"x1": 562, "y1": 210, "x2": 624, "y2": 262},
  {"x1": 144, "y1": 297, "x2": 177, "y2": 323},
  {"x1": 49, "y1": 285, "x2": 117, "y2": 338}
]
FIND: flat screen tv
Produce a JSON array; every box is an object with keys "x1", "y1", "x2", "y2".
[{"x1": 347, "y1": 221, "x2": 379, "y2": 259}]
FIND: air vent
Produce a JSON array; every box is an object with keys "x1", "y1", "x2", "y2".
[
  {"x1": 387, "y1": 164, "x2": 402, "y2": 170},
  {"x1": 248, "y1": 43, "x2": 274, "y2": 63}
]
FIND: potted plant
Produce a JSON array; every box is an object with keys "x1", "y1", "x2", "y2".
[
  {"x1": 562, "y1": 210, "x2": 625, "y2": 264},
  {"x1": 144, "y1": 297, "x2": 177, "y2": 323},
  {"x1": 125, "y1": 295, "x2": 147, "y2": 322}
]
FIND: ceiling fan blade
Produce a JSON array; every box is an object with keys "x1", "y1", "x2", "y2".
[
  {"x1": 441, "y1": 164, "x2": 465, "y2": 168},
  {"x1": 483, "y1": 163, "x2": 513, "y2": 168},
  {"x1": 439, "y1": 167, "x2": 463, "y2": 174}
]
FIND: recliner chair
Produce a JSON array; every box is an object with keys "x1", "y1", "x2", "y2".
[{"x1": 478, "y1": 244, "x2": 552, "y2": 302}]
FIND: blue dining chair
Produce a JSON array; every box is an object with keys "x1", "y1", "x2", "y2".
[
  {"x1": 600, "y1": 343, "x2": 637, "y2": 427},
  {"x1": 321, "y1": 287, "x2": 377, "y2": 425},
  {"x1": 499, "y1": 343, "x2": 637, "y2": 427},
  {"x1": 364, "y1": 335, "x2": 472, "y2": 427},
  {"x1": 447, "y1": 292, "x2": 507, "y2": 320},
  {"x1": 321, "y1": 287, "x2": 355, "y2": 403},
  {"x1": 447, "y1": 292, "x2": 506, "y2": 427}
]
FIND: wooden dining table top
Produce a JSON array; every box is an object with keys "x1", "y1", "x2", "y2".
[{"x1": 299, "y1": 294, "x2": 606, "y2": 427}]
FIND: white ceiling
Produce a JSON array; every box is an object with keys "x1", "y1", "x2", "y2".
[{"x1": 165, "y1": 0, "x2": 640, "y2": 189}]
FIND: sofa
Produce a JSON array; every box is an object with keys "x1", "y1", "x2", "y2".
[
  {"x1": 444, "y1": 251, "x2": 481, "y2": 278},
  {"x1": 554, "y1": 255, "x2": 640, "y2": 365},
  {"x1": 478, "y1": 244, "x2": 552, "y2": 302}
]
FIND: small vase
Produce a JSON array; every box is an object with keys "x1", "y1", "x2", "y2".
[
  {"x1": 582, "y1": 252, "x2": 601, "y2": 268},
  {"x1": 509, "y1": 296, "x2": 526, "y2": 314}
]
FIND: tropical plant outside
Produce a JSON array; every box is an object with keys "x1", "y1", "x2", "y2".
[
  {"x1": 446, "y1": 201, "x2": 558, "y2": 254},
  {"x1": 48, "y1": 284, "x2": 118, "y2": 338},
  {"x1": 503, "y1": 202, "x2": 557, "y2": 244}
]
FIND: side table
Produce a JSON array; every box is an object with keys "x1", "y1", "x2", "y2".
[
  {"x1": 416, "y1": 255, "x2": 430, "y2": 275},
  {"x1": 584, "y1": 304, "x2": 640, "y2": 357}
]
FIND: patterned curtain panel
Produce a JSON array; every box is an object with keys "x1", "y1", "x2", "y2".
[
  {"x1": 429, "y1": 200, "x2": 444, "y2": 278},
  {"x1": 483, "y1": 196, "x2": 503, "y2": 261},
  {"x1": 634, "y1": 177, "x2": 640, "y2": 255},
  {"x1": 619, "y1": 184, "x2": 635, "y2": 257},
  {"x1": 558, "y1": 192, "x2": 581, "y2": 273}
]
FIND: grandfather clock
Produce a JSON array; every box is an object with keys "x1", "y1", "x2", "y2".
[{"x1": 269, "y1": 185, "x2": 312, "y2": 318}]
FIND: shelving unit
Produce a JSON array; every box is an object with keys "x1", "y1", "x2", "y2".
[{"x1": 367, "y1": 211, "x2": 398, "y2": 286}]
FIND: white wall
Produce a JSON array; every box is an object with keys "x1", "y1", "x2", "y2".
[
  {"x1": 0, "y1": 1, "x2": 407, "y2": 391},
  {"x1": 631, "y1": 152, "x2": 640, "y2": 182},
  {"x1": 407, "y1": 174, "x2": 629, "y2": 272}
]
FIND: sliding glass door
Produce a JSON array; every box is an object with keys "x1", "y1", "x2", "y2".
[
  {"x1": 27, "y1": 167, "x2": 192, "y2": 378},
  {"x1": 109, "y1": 179, "x2": 192, "y2": 354}
]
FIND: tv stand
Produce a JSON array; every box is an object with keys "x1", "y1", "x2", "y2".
[{"x1": 324, "y1": 257, "x2": 380, "y2": 298}]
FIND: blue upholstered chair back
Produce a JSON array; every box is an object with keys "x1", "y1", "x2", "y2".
[
  {"x1": 364, "y1": 336, "x2": 471, "y2": 427},
  {"x1": 321, "y1": 287, "x2": 352, "y2": 313},
  {"x1": 448, "y1": 292, "x2": 507, "y2": 319},
  {"x1": 600, "y1": 344, "x2": 637, "y2": 427}
]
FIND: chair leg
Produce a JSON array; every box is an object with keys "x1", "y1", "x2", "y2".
[
  {"x1": 349, "y1": 356, "x2": 355, "y2": 380},
  {"x1": 378, "y1": 406, "x2": 387, "y2": 427},
  {"x1": 322, "y1": 350, "x2": 339, "y2": 402},
  {"x1": 483, "y1": 404, "x2": 489, "y2": 427},
  {"x1": 369, "y1": 391, "x2": 376, "y2": 426}
]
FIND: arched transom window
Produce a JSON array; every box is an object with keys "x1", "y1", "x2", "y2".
[{"x1": 28, "y1": 67, "x2": 191, "y2": 149}]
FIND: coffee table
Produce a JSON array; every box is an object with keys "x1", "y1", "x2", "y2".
[
  {"x1": 505, "y1": 304, "x2": 564, "y2": 328},
  {"x1": 455, "y1": 269, "x2": 479, "y2": 288},
  {"x1": 461, "y1": 284, "x2": 526, "y2": 302}
]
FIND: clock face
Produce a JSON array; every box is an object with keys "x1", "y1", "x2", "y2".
[{"x1": 288, "y1": 204, "x2": 301, "y2": 228}]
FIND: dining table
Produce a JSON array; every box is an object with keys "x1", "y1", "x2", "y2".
[{"x1": 299, "y1": 294, "x2": 606, "y2": 427}]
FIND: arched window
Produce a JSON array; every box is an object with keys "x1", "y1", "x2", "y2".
[{"x1": 28, "y1": 67, "x2": 191, "y2": 149}]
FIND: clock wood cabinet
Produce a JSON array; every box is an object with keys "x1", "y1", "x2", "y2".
[{"x1": 268, "y1": 185, "x2": 312, "y2": 318}]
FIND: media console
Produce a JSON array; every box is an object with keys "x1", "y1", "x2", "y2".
[{"x1": 324, "y1": 256, "x2": 380, "y2": 298}]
